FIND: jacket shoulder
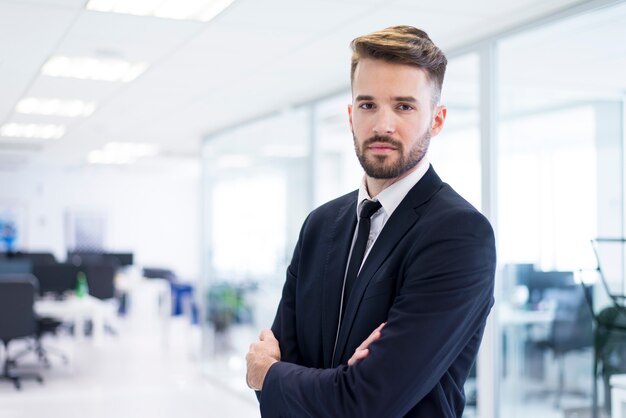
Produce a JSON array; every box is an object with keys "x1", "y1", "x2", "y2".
[
  {"x1": 428, "y1": 183, "x2": 494, "y2": 236},
  {"x1": 307, "y1": 190, "x2": 357, "y2": 221}
]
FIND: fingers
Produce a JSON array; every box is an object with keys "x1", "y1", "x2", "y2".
[
  {"x1": 253, "y1": 329, "x2": 281, "y2": 362},
  {"x1": 349, "y1": 322, "x2": 387, "y2": 366},
  {"x1": 259, "y1": 328, "x2": 277, "y2": 342},
  {"x1": 348, "y1": 348, "x2": 369, "y2": 366},
  {"x1": 356, "y1": 322, "x2": 386, "y2": 351},
  {"x1": 246, "y1": 331, "x2": 281, "y2": 391}
]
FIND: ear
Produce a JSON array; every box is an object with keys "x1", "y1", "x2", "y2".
[
  {"x1": 430, "y1": 105, "x2": 447, "y2": 137},
  {"x1": 348, "y1": 103, "x2": 353, "y2": 131}
]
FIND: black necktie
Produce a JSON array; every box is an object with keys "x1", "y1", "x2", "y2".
[{"x1": 342, "y1": 200, "x2": 382, "y2": 313}]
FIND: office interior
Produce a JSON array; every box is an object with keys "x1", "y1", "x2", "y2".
[{"x1": 1, "y1": 0, "x2": 626, "y2": 417}]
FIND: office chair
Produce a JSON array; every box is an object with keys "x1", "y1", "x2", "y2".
[
  {"x1": 12, "y1": 316, "x2": 68, "y2": 368},
  {"x1": 535, "y1": 285, "x2": 593, "y2": 407},
  {"x1": 587, "y1": 238, "x2": 626, "y2": 418},
  {"x1": 16, "y1": 262, "x2": 80, "y2": 365},
  {"x1": 32, "y1": 262, "x2": 80, "y2": 297},
  {"x1": 85, "y1": 262, "x2": 118, "y2": 300},
  {"x1": 0, "y1": 275, "x2": 44, "y2": 389},
  {"x1": 83, "y1": 261, "x2": 120, "y2": 336},
  {"x1": 142, "y1": 267, "x2": 176, "y2": 281},
  {"x1": 2, "y1": 273, "x2": 69, "y2": 368}
]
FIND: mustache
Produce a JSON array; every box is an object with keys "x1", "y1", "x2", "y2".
[{"x1": 363, "y1": 134, "x2": 402, "y2": 148}]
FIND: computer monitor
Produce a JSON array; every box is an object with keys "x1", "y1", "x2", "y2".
[
  {"x1": 107, "y1": 252, "x2": 133, "y2": 266},
  {"x1": 32, "y1": 263, "x2": 80, "y2": 296},
  {"x1": 0, "y1": 259, "x2": 33, "y2": 275},
  {"x1": 505, "y1": 263, "x2": 535, "y2": 290},
  {"x1": 66, "y1": 251, "x2": 132, "y2": 267},
  {"x1": 66, "y1": 251, "x2": 105, "y2": 266},
  {"x1": 525, "y1": 270, "x2": 575, "y2": 308},
  {"x1": 11, "y1": 251, "x2": 57, "y2": 265}
]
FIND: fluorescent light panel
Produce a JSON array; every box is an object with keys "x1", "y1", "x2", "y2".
[
  {"x1": 262, "y1": 144, "x2": 308, "y2": 158},
  {"x1": 86, "y1": 0, "x2": 235, "y2": 22},
  {"x1": 216, "y1": 154, "x2": 252, "y2": 169},
  {"x1": 41, "y1": 55, "x2": 148, "y2": 82},
  {"x1": 0, "y1": 123, "x2": 66, "y2": 139},
  {"x1": 16, "y1": 98, "x2": 97, "y2": 118},
  {"x1": 88, "y1": 141, "x2": 159, "y2": 165}
]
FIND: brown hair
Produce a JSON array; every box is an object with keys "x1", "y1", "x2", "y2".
[{"x1": 350, "y1": 26, "x2": 447, "y2": 105}]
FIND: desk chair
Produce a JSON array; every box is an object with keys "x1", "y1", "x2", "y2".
[
  {"x1": 0, "y1": 275, "x2": 44, "y2": 389},
  {"x1": 535, "y1": 285, "x2": 593, "y2": 407},
  {"x1": 587, "y1": 238, "x2": 626, "y2": 418},
  {"x1": 22, "y1": 263, "x2": 78, "y2": 365},
  {"x1": 85, "y1": 262, "x2": 117, "y2": 300},
  {"x1": 84, "y1": 262, "x2": 119, "y2": 335},
  {"x1": 12, "y1": 316, "x2": 68, "y2": 368},
  {"x1": 32, "y1": 263, "x2": 80, "y2": 297}
]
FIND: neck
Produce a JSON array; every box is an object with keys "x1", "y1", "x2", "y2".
[{"x1": 365, "y1": 165, "x2": 418, "y2": 198}]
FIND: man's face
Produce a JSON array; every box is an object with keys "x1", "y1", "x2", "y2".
[{"x1": 349, "y1": 58, "x2": 446, "y2": 180}]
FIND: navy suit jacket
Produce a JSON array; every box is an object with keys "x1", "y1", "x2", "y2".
[{"x1": 259, "y1": 166, "x2": 496, "y2": 417}]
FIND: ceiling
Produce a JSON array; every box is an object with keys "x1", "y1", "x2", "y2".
[{"x1": 0, "y1": 0, "x2": 596, "y2": 172}]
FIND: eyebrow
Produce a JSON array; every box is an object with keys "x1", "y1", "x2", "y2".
[{"x1": 355, "y1": 95, "x2": 419, "y2": 103}]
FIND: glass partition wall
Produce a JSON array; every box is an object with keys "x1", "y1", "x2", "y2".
[
  {"x1": 496, "y1": 3, "x2": 626, "y2": 417},
  {"x1": 200, "y1": 3, "x2": 626, "y2": 415}
]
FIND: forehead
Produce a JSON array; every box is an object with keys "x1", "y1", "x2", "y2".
[{"x1": 352, "y1": 58, "x2": 433, "y2": 99}]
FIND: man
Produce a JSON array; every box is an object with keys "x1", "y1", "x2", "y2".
[{"x1": 246, "y1": 25, "x2": 496, "y2": 417}]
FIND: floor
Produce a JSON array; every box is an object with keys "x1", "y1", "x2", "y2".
[
  {"x1": 0, "y1": 295, "x2": 260, "y2": 418},
  {"x1": 0, "y1": 297, "x2": 608, "y2": 418}
]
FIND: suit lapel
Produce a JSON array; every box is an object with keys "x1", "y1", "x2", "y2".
[
  {"x1": 321, "y1": 196, "x2": 357, "y2": 368},
  {"x1": 332, "y1": 166, "x2": 443, "y2": 365}
]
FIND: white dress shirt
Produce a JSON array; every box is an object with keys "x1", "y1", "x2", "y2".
[
  {"x1": 353, "y1": 157, "x2": 431, "y2": 269},
  {"x1": 332, "y1": 158, "x2": 432, "y2": 361}
]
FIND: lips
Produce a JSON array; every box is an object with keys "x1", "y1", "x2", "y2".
[{"x1": 368, "y1": 142, "x2": 398, "y2": 152}]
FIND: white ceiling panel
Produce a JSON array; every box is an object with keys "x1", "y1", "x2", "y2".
[
  {"x1": 0, "y1": 1, "x2": 80, "y2": 124},
  {"x1": 214, "y1": 0, "x2": 369, "y2": 32},
  {"x1": 0, "y1": 0, "x2": 617, "y2": 171},
  {"x1": 56, "y1": 10, "x2": 204, "y2": 60}
]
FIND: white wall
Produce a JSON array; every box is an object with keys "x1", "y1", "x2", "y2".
[{"x1": 0, "y1": 160, "x2": 201, "y2": 280}]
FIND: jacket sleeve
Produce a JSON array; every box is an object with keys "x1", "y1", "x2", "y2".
[
  {"x1": 255, "y1": 215, "x2": 309, "y2": 403},
  {"x1": 260, "y1": 209, "x2": 496, "y2": 418},
  {"x1": 271, "y1": 232, "x2": 304, "y2": 365}
]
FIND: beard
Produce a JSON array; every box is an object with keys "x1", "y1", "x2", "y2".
[{"x1": 353, "y1": 131, "x2": 431, "y2": 179}]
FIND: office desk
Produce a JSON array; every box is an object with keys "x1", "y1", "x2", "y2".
[
  {"x1": 499, "y1": 304, "x2": 555, "y2": 326},
  {"x1": 499, "y1": 304, "x2": 555, "y2": 383},
  {"x1": 35, "y1": 295, "x2": 107, "y2": 345},
  {"x1": 612, "y1": 374, "x2": 626, "y2": 418}
]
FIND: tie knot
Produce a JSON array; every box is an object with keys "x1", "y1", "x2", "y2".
[{"x1": 360, "y1": 200, "x2": 382, "y2": 219}]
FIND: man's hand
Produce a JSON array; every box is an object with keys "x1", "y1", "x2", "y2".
[
  {"x1": 348, "y1": 322, "x2": 385, "y2": 366},
  {"x1": 246, "y1": 328, "x2": 281, "y2": 390}
]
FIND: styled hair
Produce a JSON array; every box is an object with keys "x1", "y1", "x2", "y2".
[{"x1": 350, "y1": 25, "x2": 447, "y2": 105}]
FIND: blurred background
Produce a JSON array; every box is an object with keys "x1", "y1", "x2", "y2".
[{"x1": 1, "y1": 0, "x2": 626, "y2": 417}]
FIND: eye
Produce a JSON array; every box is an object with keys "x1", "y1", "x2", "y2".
[
  {"x1": 358, "y1": 102, "x2": 375, "y2": 110},
  {"x1": 397, "y1": 104, "x2": 414, "y2": 111}
]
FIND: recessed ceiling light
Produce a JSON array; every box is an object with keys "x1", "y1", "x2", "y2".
[
  {"x1": 41, "y1": 55, "x2": 148, "y2": 82},
  {"x1": 88, "y1": 141, "x2": 159, "y2": 165},
  {"x1": 217, "y1": 154, "x2": 252, "y2": 168},
  {"x1": 262, "y1": 144, "x2": 308, "y2": 158},
  {"x1": 86, "y1": 0, "x2": 235, "y2": 22},
  {"x1": 16, "y1": 98, "x2": 97, "y2": 118},
  {"x1": 0, "y1": 123, "x2": 66, "y2": 139}
]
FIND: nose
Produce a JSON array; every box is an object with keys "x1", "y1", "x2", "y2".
[{"x1": 372, "y1": 107, "x2": 396, "y2": 135}]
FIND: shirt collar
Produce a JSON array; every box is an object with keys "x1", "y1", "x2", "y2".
[{"x1": 357, "y1": 157, "x2": 430, "y2": 218}]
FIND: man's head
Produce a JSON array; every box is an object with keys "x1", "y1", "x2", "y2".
[
  {"x1": 348, "y1": 26, "x2": 448, "y2": 183},
  {"x1": 350, "y1": 25, "x2": 447, "y2": 107}
]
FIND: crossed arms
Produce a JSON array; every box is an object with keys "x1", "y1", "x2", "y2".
[{"x1": 246, "y1": 209, "x2": 496, "y2": 417}]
